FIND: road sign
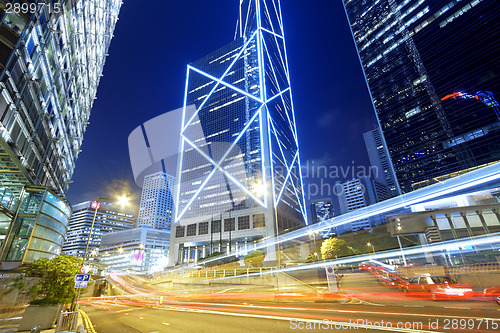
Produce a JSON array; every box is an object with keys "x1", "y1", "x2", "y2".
[
  {"x1": 74, "y1": 281, "x2": 88, "y2": 288},
  {"x1": 79, "y1": 265, "x2": 90, "y2": 274},
  {"x1": 325, "y1": 265, "x2": 338, "y2": 293},
  {"x1": 75, "y1": 274, "x2": 91, "y2": 282}
]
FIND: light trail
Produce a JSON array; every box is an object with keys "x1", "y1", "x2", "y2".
[{"x1": 166, "y1": 161, "x2": 500, "y2": 271}]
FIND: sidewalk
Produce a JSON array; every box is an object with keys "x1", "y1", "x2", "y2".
[
  {"x1": 41, "y1": 311, "x2": 85, "y2": 333},
  {"x1": 1, "y1": 311, "x2": 86, "y2": 333}
]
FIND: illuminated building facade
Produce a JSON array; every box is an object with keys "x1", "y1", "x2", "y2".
[
  {"x1": 310, "y1": 199, "x2": 335, "y2": 224},
  {"x1": 363, "y1": 127, "x2": 399, "y2": 197},
  {"x1": 169, "y1": 0, "x2": 307, "y2": 265},
  {"x1": 337, "y1": 177, "x2": 389, "y2": 232},
  {"x1": 62, "y1": 201, "x2": 135, "y2": 257},
  {"x1": 344, "y1": 0, "x2": 500, "y2": 193},
  {"x1": 0, "y1": 1, "x2": 122, "y2": 254},
  {"x1": 99, "y1": 226, "x2": 170, "y2": 273},
  {"x1": 137, "y1": 171, "x2": 175, "y2": 230},
  {"x1": 0, "y1": 186, "x2": 70, "y2": 266}
]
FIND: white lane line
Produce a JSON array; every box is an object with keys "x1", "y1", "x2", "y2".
[
  {"x1": 139, "y1": 317, "x2": 144, "y2": 319},
  {"x1": 0, "y1": 317, "x2": 22, "y2": 321},
  {"x1": 444, "y1": 307, "x2": 470, "y2": 310},
  {"x1": 172, "y1": 301, "x2": 499, "y2": 321},
  {"x1": 156, "y1": 306, "x2": 435, "y2": 333},
  {"x1": 163, "y1": 322, "x2": 170, "y2": 325}
]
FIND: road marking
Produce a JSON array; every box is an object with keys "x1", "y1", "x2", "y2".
[
  {"x1": 139, "y1": 317, "x2": 144, "y2": 319},
  {"x1": 156, "y1": 306, "x2": 435, "y2": 333},
  {"x1": 0, "y1": 317, "x2": 22, "y2": 321},
  {"x1": 163, "y1": 323, "x2": 170, "y2": 325},
  {"x1": 170, "y1": 300, "x2": 500, "y2": 321},
  {"x1": 403, "y1": 305, "x2": 424, "y2": 308},
  {"x1": 444, "y1": 306, "x2": 470, "y2": 310}
]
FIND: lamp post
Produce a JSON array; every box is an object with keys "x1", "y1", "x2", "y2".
[
  {"x1": 74, "y1": 195, "x2": 129, "y2": 310},
  {"x1": 396, "y1": 224, "x2": 408, "y2": 266},
  {"x1": 367, "y1": 242, "x2": 376, "y2": 254},
  {"x1": 83, "y1": 198, "x2": 105, "y2": 262}
]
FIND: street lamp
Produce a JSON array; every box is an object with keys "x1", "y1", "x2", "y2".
[{"x1": 367, "y1": 242, "x2": 375, "y2": 254}]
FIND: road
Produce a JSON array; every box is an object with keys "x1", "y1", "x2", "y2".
[
  {"x1": 339, "y1": 271, "x2": 500, "y2": 311},
  {"x1": 80, "y1": 296, "x2": 500, "y2": 333}
]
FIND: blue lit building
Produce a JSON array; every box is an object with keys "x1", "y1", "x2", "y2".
[
  {"x1": 0, "y1": 0, "x2": 122, "y2": 263},
  {"x1": 344, "y1": 0, "x2": 500, "y2": 193},
  {"x1": 363, "y1": 127, "x2": 399, "y2": 197},
  {"x1": 137, "y1": 171, "x2": 175, "y2": 230},
  {"x1": 310, "y1": 199, "x2": 335, "y2": 224},
  {"x1": 169, "y1": 0, "x2": 307, "y2": 266}
]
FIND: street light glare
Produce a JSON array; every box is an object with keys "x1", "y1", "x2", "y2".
[{"x1": 117, "y1": 195, "x2": 130, "y2": 207}]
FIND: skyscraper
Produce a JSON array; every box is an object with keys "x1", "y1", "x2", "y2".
[
  {"x1": 62, "y1": 201, "x2": 135, "y2": 257},
  {"x1": 344, "y1": 0, "x2": 500, "y2": 193},
  {"x1": 309, "y1": 198, "x2": 335, "y2": 224},
  {"x1": 0, "y1": 0, "x2": 121, "y2": 261},
  {"x1": 137, "y1": 171, "x2": 175, "y2": 230},
  {"x1": 337, "y1": 177, "x2": 389, "y2": 232},
  {"x1": 363, "y1": 127, "x2": 399, "y2": 197},
  {"x1": 169, "y1": 0, "x2": 307, "y2": 265}
]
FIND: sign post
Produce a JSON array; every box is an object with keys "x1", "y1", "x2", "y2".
[
  {"x1": 74, "y1": 274, "x2": 91, "y2": 289},
  {"x1": 325, "y1": 265, "x2": 338, "y2": 293}
]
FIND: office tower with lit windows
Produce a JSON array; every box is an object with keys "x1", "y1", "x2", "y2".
[
  {"x1": 99, "y1": 226, "x2": 170, "y2": 273},
  {"x1": 363, "y1": 127, "x2": 399, "y2": 197},
  {"x1": 137, "y1": 171, "x2": 175, "y2": 230},
  {"x1": 310, "y1": 199, "x2": 335, "y2": 224},
  {"x1": 168, "y1": 0, "x2": 307, "y2": 266},
  {"x1": 62, "y1": 201, "x2": 135, "y2": 257},
  {"x1": 336, "y1": 177, "x2": 390, "y2": 232},
  {"x1": 0, "y1": 0, "x2": 122, "y2": 264},
  {"x1": 344, "y1": 0, "x2": 500, "y2": 193}
]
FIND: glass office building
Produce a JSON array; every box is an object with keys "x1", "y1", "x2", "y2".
[
  {"x1": 169, "y1": 0, "x2": 307, "y2": 265},
  {"x1": 62, "y1": 201, "x2": 135, "y2": 257},
  {"x1": 344, "y1": 0, "x2": 500, "y2": 193},
  {"x1": 137, "y1": 172, "x2": 175, "y2": 230},
  {"x1": 0, "y1": 186, "x2": 70, "y2": 264},
  {"x1": 0, "y1": 0, "x2": 122, "y2": 262}
]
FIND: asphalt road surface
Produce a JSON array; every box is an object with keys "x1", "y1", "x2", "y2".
[{"x1": 80, "y1": 296, "x2": 500, "y2": 333}]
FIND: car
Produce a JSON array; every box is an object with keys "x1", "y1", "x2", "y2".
[
  {"x1": 483, "y1": 286, "x2": 500, "y2": 305},
  {"x1": 399, "y1": 275, "x2": 474, "y2": 300}
]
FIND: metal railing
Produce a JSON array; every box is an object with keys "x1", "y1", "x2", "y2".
[{"x1": 55, "y1": 307, "x2": 79, "y2": 332}]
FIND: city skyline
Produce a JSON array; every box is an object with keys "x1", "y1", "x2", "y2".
[{"x1": 66, "y1": 0, "x2": 377, "y2": 209}]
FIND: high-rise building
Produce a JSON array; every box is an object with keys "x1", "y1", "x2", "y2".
[
  {"x1": 62, "y1": 201, "x2": 135, "y2": 257},
  {"x1": 363, "y1": 127, "x2": 399, "y2": 197},
  {"x1": 310, "y1": 198, "x2": 335, "y2": 224},
  {"x1": 337, "y1": 177, "x2": 389, "y2": 232},
  {"x1": 169, "y1": 0, "x2": 307, "y2": 266},
  {"x1": 99, "y1": 226, "x2": 170, "y2": 273},
  {"x1": 137, "y1": 171, "x2": 175, "y2": 230},
  {"x1": 344, "y1": 0, "x2": 500, "y2": 193},
  {"x1": 0, "y1": 0, "x2": 122, "y2": 262}
]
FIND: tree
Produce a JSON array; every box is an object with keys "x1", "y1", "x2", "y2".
[
  {"x1": 321, "y1": 237, "x2": 358, "y2": 260},
  {"x1": 244, "y1": 250, "x2": 265, "y2": 267},
  {"x1": 25, "y1": 255, "x2": 83, "y2": 305}
]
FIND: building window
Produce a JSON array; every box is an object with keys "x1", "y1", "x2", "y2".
[
  {"x1": 211, "y1": 220, "x2": 221, "y2": 233},
  {"x1": 253, "y1": 214, "x2": 265, "y2": 228},
  {"x1": 238, "y1": 216, "x2": 250, "y2": 230},
  {"x1": 224, "y1": 218, "x2": 235, "y2": 232},
  {"x1": 186, "y1": 224, "x2": 197, "y2": 236},
  {"x1": 199, "y1": 222, "x2": 209, "y2": 235},
  {"x1": 175, "y1": 226, "x2": 185, "y2": 238}
]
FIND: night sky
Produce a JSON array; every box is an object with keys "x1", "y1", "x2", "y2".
[{"x1": 66, "y1": 0, "x2": 377, "y2": 212}]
